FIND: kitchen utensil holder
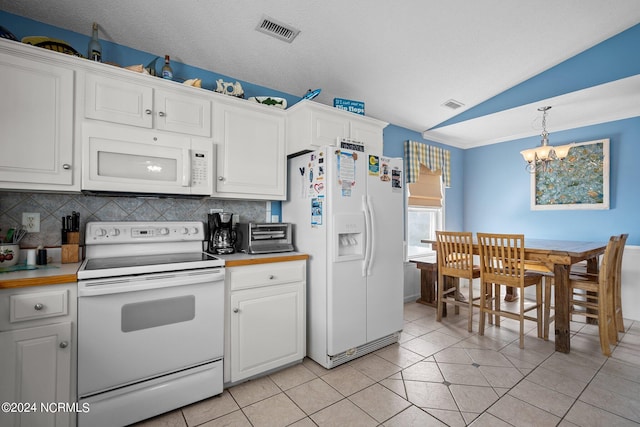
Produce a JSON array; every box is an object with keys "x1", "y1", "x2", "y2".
[{"x1": 61, "y1": 232, "x2": 80, "y2": 263}]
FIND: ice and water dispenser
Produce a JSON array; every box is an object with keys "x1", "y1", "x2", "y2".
[{"x1": 334, "y1": 214, "x2": 364, "y2": 261}]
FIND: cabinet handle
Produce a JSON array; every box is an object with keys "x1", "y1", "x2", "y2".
[
  {"x1": 34, "y1": 303, "x2": 44, "y2": 311},
  {"x1": 218, "y1": 176, "x2": 225, "y2": 181},
  {"x1": 233, "y1": 308, "x2": 239, "y2": 313},
  {"x1": 59, "y1": 341, "x2": 69, "y2": 349},
  {"x1": 62, "y1": 164, "x2": 71, "y2": 170},
  {"x1": 145, "y1": 109, "x2": 152, "y2": 115},
  {"x1": 158, "y1": 111, "x2": 166, "y2": 117},
  {"x1": 269, "y1": 275, "x2": 275, "y2": 280}
]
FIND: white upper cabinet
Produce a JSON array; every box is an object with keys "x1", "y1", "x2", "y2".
[
  {"x1": 286, "y1": 100, "x2": 388, "y2": 155},
  {"x1": 212, "y1": 97, "x2": 286, "y2": 200},
  {"x1": 84, "y1": 71, "x2": 212, "y2": 137},
  {"x1": 0, "y1": 42, "x2": 77, "y2": 191}
]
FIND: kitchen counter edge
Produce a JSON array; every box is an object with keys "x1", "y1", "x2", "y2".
[
  {"x1": 0, "y1": 253, "x2": 310, "y2": 288},
  {"x1": 219, "y1": 252, "x2": 309, "y2": 267},
  {"x1": 0, "y1": 263, "x2": 82, "y2": 289}
]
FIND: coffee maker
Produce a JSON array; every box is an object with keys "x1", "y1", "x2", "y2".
[{"x1": 207, "y1": 212, "x2": 237, "y2": 254}]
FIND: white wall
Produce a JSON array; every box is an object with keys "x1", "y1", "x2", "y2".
[{"x1": 621, "y1": 245, "x2": 640, "y2": 322}]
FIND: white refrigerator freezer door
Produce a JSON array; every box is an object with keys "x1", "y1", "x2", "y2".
[{"x1": 327, "y1": 148, "x2": 368, "y2": 355}]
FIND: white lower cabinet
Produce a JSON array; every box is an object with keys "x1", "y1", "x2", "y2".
[
  {"x1": 225, "y1": 260, "x2": 306, "y2": 384},
  {"x1": 0, "y1": 283, "x2": 76, "y2": 427}
]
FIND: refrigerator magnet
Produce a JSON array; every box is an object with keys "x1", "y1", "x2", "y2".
[
  {"x1": 311, "y1": 197, "x2": 323, "y2": 226},
  {"x1": 368, "y1": 155, "x2": 379, "y2": 176},
  {"x1": 392, "y1": 168, "x2": 402, "y2": 191}
]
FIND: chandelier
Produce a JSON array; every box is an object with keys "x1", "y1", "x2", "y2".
[{"x1": 520, "y1": 106, "x2": 574, "y2": 172}]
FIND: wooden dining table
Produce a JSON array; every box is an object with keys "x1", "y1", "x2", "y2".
[{"x1": 424, "y1": 238, "x2": 607, "y2": 353}]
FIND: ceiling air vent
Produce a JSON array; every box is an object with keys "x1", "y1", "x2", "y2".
[
  {"x1": 256, "y1": 15, "x2": 300, "y2": 43},
  {"x1": 441, "y1": 99, "x2": 465, "y2": 110}
]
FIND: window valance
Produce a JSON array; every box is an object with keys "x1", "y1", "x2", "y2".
[{"x1": 404, "y1": 140, "x2": 451, "y2": 187}]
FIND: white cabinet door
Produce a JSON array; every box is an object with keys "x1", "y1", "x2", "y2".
[
  {"x1": 0, "y1": 51, "x2": 75, "y2": 189},
  {"x1": 85, "y1": 72, "x2": 154, "y2": 128},
  {"x1": 0, "y1": 322, "x2": 72, "y2": 427},
  {"x1": 155, "y1": 89, "x2": 211, "y2": 137},
  {"x1": 229, "y1": 283, "x2": 304, "y2": 383},
  {"x1": 85, "y1": 73, "x2": 211, "y2": 137},
  {"x1": 213, "y1": 100, "x2": 286, "y2": 200},
  {"x1": 310, "y1": 109, "x2": 350, "y2": 148}
]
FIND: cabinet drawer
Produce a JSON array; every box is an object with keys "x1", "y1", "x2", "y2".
[
  {"x1": 229, "y1": 261, "x2": 305, "y2": 291},
  {"x1": 10, "y1": 289, "x2": 68, "y2": 323}
]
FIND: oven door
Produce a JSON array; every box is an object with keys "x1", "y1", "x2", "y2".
[
  {"x1": 82, "y1": 123, "x2": 212, "y2": 195},
  {"x1": 77, "y1": 268, "x2": 224, "y2": 397}
]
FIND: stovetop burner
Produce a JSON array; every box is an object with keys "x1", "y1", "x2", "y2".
[{"x1": 84, "y1": 252, "x2": 220, "y2": 271}]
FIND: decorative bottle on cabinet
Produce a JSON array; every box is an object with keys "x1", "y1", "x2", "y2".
[
  {"x1": 162, "y1": 55, "x2": 173, "y2": 80},
  {"x1": 88, "y1": 22, "x2": 102, "y2": 62}
]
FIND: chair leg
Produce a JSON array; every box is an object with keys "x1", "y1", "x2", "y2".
[
  {"x1": 436, "y1": 272, "x2": 445, "y2": 322},
  {"x1": 519, "y1": 288, "x2": 525, "y2": 349},
  {"x1": 467, "y1": 278, "x2": 473, "y2": 333},
  {"x1": 494, "y1": 283, "x2": 501, "y2": 328},
  {"x1": 478, "y1": 281, "x2": 486, "y2": 336},
  {"x1": 597, "y1": 297, "x2": 612, "y2": 357},
  {"x1": 536, "y1": 281, "x2": 543, "y2": 339}
]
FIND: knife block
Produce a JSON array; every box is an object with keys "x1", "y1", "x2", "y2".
[{"x1": 61, "y1": 232, "x2": 80, "y2": 263}]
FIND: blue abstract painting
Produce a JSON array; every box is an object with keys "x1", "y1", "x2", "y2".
[{"x1": 532, "y1": 139, "x2": 610, "y2": 210}]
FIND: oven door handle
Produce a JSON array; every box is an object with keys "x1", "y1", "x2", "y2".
[{"x1": 78, "y1": 269, "x2": 225, "y2": 297}]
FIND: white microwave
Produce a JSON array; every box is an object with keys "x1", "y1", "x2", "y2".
[{"x1": 82, "y1": 123, "x2": 213, "y2": 196}]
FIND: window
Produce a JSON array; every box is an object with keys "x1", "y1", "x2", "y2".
[
  {"x1": 406, "y1": 166, "x2": 444, "y2": 259},
  {"x1": 407, "y1": 204, "x2": 444, "y2": 259}
]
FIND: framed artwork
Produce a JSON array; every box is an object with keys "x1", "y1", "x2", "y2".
[{"x1": 531, "y1": 138, "x2": 610, "y2": 210}]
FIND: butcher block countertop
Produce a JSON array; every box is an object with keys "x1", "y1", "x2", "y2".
[
  {"x1": 0, "y1": 252, "x2": 308, "y2": 289},
  {"x1": 220, "y1": 252, "x2": 309, "y2": 267}
]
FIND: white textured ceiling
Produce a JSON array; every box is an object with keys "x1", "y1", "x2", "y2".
[{"x1": 2, "y1": 0, "x2": 640, "y2": 148}]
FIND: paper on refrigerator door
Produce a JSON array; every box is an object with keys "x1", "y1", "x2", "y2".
[{"x1": 336, "y1": 150, "x2": 356, "y2": 197}]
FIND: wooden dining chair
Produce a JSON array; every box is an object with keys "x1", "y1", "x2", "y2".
[
  {"x1": 571, "y1": 233, "x2": 628, "y2": 336},
  {"x1": 521, "y1": 261, "x2": 555, "y2": 340},
  {"x1": 477, "y1": 233, "x2": 544, "y2": 349},
  {"x1": 568, "y1": 234, "x2": 620, "y2": 356},
  {"x1": 435, "y1": 231, "x2": 481, "y2": 332}
]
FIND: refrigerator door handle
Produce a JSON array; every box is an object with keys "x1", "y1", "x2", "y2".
[
  {"x1": 362, "y1": 195, "x2": 372, "y2": 276},
  {"x1": 366, "y1": 195, "x2": 375, "y2": 276}
]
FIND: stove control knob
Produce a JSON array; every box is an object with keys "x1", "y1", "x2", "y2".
[
  {"x1": 108, "y1": 229, "x2": 120, "y2": 237},
  {"x1": 159, "y1": 228, "x2": 170, "y2": 235},
  {"x1": 181, "y1": 227, "x2": 189, "y2": 235},
  {"x1": 189, "y1": 227, "x2": 198, "y2": 235},
  {"x1": 95, "y1": 228, "x2": 106, "y2": 237}
]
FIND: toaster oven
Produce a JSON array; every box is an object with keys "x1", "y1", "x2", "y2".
[{"x1": 237, "y1": 223, "x2": 294, "y2": 254}]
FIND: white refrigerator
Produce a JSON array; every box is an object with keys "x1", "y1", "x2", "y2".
[{"x1": 282, "y1": 141, "x2": 404, "y2": 368}]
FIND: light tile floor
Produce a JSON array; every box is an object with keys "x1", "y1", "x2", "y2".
[{"x1": 133, "y1": 301, "x2": 640, "y2": 426}]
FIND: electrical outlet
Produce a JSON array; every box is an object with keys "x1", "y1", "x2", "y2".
[{"x1": 22, "y1": 212, "x2": 40, "y2": 233}]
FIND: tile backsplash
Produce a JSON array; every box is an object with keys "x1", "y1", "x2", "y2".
[{"x1": 0, "y1": 191, "x2": 268, "y2": 248}]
